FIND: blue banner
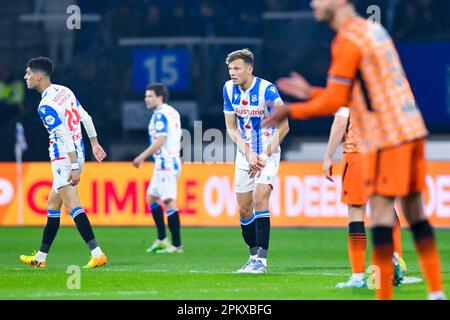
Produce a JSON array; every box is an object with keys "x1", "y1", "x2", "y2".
[
  {"x1": 397, "y1": 42, "x2": 450, "y2": 132},
  {"x1": 133, "y1": 49, "x2": 190, "y2": 92}
]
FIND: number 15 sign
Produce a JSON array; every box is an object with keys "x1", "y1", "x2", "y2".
[{"x1": 133, "y1": 49, "x2": 191, "y2": 92}]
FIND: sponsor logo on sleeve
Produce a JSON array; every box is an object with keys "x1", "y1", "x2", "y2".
[
  {"x1": 45, "y1": 115, "x2": 56, "y2": 126},
  {"x1": 155, "y1": 121, "x2": 165, "y2": 131}
]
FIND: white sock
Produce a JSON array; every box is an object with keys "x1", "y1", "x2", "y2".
[
  {"x1": 91, "y1": 246, "x2": 103, "y2": 258},
  {"x1": 36, "y1": 251, "x2": 47, "y2": 262},
  {"x1": 258, "y1": 258, "x2": 267, "y2": 267},
  {"x1": 428, "y1": 291, "x2": 447, "y2": 300},
  {"x1": 250, "y1": 255, "x2": 257, "y2": 260},
  {"x1": 352, "y1": 273, "x2": 365, "y2": 281}
]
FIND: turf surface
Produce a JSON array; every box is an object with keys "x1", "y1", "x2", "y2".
[{"x1": 1, "y1": 227, "x2": 449, "y2": 300}]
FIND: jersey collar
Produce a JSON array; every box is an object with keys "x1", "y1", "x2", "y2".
[
  {"x1": 239, "y1": 76, "x2": 257, "y2": 94},
  {"x1": 41, "y1": 84, "x2": 54, "y2": 99},
  {"x1": 155, "y1": 103, "x2": 166, "y2": 111}
]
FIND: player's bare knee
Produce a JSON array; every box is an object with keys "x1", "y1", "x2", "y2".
[
  {"x1": 238, "y1": 205, "x2": 253, "y2": 219},
  {"x1": 163, "y1": 198, "x2": 176, "y2": 210},
  {"x1": 348, "y1": 204, "x2": 365, "y2": 222},
  {"x1": 253, "y1": 198, "x2": 269, "y2": 212}
]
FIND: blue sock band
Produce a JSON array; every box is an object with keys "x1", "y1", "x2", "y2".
[
  {"x1": 254, "y1": 210, "x2": 270, "y2": 218},
  {"x1": 240, "y1": 214, "x2": 255, "y2": 225},
  {"x1": 47, "y1": 209, "x2": 61, "y2": 218},
  {"x1": 150, "y1": 202, "x2": 161, "y2": 211},
  {"x1": 166, "y1": 209, "x2": 178, "y2": 217},
  {"x1": 70, "y1": 207, "x2": 84, "y2": 219}
]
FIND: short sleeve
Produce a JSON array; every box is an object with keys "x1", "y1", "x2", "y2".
[
  {"x1": 264, "y1": 84, "x2": 283, "y2": 106},
  {"x1": 153, "y1": 112, "x2": 168, "y2": 136},
  {"x1": 37, "y1": 104, "x2": 63, "y2": 131},
  {"x1": 223, "y1": 84, "x2": 234, "y2": 113}
]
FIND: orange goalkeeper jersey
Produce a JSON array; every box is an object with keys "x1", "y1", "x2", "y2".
[{"x1": 289, "y1": 16, "x2": 428, "y2": 151}]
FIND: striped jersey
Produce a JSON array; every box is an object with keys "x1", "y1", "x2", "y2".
[
  {"x1": 336, "y1": 17, "x2": 428, "y2": 150},
  {"x1": 38, "y1": 84, "x2": 90, "y2": 160},
  {"x1": 223, "y1": 76, "x2": 283, "y2": 155},
  {"x1": 148, "y1": 103, "x2": 182, "y2": 171},
  {"x1": 289, "y1": 16, "x2": 428, "y2": 152}
]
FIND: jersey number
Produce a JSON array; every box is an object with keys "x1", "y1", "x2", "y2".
[{"x1": 65, "y1": 108, "x2": 80, "y2": 131}]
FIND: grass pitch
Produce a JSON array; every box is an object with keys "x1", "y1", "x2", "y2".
[{"x1": 1, "y1": 227, "x2": 449, "y2": 300}]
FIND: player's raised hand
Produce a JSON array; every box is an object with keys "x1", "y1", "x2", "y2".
[
  {"x1": 323, "y1": 157, "x2": 334, "y2": 182},
  {"x1": 276, "y1": 71, "x2": 312, "y2": 100},
  {"x1": 68, "y1": 169, "x2": 81, "y2": 186},
  {"x1": 92, "y1": 144, "x2": 107, "y2": 162},
  {"x1": 262, "y1": 103, "x2": 290, "y2": 128}
]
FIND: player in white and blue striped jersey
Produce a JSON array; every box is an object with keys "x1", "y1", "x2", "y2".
[
  {"x1": 133, "y1": 83, "x2": 183, "y2": 254},
  {"x1": 223, "y1": 49, "x2": 290, "y2": 273},
  {"x1": 20, "y1": 57, "x2": 107, "y2": 269}
]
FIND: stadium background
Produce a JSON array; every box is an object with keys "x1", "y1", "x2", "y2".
[
  {"x1": 1, "y1": 0, "x2": 450, "y2": 227},
  {"x1": 1, "y1": 0, "x2": 450, "y2": 302}
]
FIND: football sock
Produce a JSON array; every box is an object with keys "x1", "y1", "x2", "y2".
[
  {"x1": 240, "y1": 214, "x2": 257, "y2": 256},
  {"x1": 411, "y1": 220, "x2": 443, "y2": 293},
  {"x1": 167, "y1": 209, "x2": 181, "y2": 247},
  {"x1": 36, "y1": 251, "x2": 47, "y2": 262},
  {"x1": 392, "y1": 209, "x2": 403, "y2": 257},
  {"x1": 352, "y1": 273, "x2": 365, "y2": 282},
  {"x1": 91, "y1": 246, "x2": 103, "y2": 258},
  {"x1": 372, "y1": 226, "x2": 394, "y2": 300},
  {"x1": 255, "y1": 210, "x2": 270, "y2": 259},
  {"x1": 72, "y1": 208, "x2": 98, "y2": 250},
  {"x1": 39, "y1": 210, "x2": 61, "y2": 254},
  {"x1": 348, "y1": 221, "x2": 366, "y2": 274},
  {"x1": 150, "y1": 202, "x2": 166, "y2": 240}
]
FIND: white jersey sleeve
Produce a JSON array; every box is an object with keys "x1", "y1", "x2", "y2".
[{"x1": 77, "y1": 101, "x2": 97, "y2": 138}]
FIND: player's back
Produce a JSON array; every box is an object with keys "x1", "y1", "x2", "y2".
[
  {"x1": 149, "y1": 103, "x2": 182, "y2": 170},
  {"x1": 339, "y1": 17, "x2": 428, "y2": 150},
  {"x1": 38, "y1": 84, "x2": 85, "y2": 160}
]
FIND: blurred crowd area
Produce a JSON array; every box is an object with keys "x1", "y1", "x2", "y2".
[{"x1": 0, "y1": 0, "x2": 449, "y2": 161}]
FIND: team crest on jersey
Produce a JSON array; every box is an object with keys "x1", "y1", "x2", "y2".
[
  {"x1": 251, "y1": 94, "x2": 258, "y2": 103},
  {"x1": 57, "y1": 169, "x2": 61, "y2": 175},
  {"x1": 45, "y1": 115, "x2": 55, "y2": 125}
]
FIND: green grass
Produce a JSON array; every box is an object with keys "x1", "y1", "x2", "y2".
[{"x1": 0, "y1": 227, "x2": 449, "y2": 300}]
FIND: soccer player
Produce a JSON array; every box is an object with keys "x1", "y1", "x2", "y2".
[
  {"x1": 265, "y1": 0, "x2": 446, "y2": 300},
  {"x1": 321, "y1": 106, "x2": 406, "y2": 288},
  {"x1": 20, "y1": 57, "x2": 107, "y2": 268},
  {"x1": 132, "y1": 83, "x2": 183, "y2": 254},
  {"x1": 223, "y1": 49, "x2": 289, "y2": 273}
]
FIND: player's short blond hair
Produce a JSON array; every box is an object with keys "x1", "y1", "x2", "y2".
[{"x1": 225, "y1": 48, "x2": 254, "y2": 66}]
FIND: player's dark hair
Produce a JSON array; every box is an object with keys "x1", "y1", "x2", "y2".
[
  {"x1": 146, "y1": 83, "x2": 170, "y2": 103},
  {"x1": 26, "y1": 57, "x2": 53, "y2": 77},
  {"x1": 226, "y1": 48, "x2": 254, "y2": 66}
]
